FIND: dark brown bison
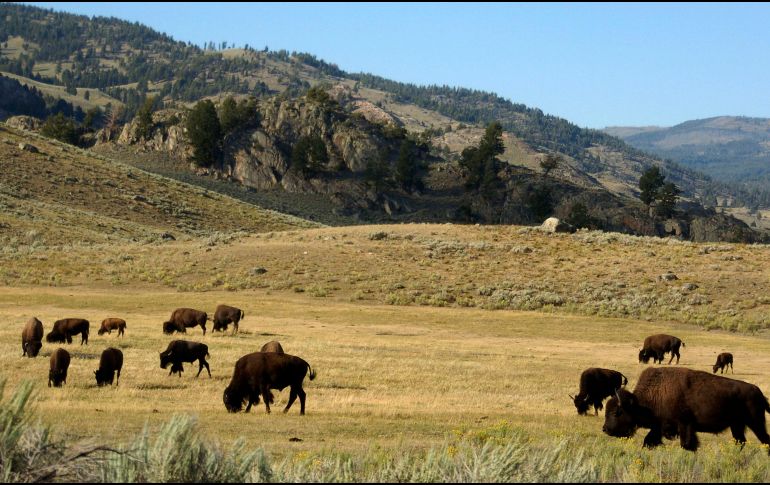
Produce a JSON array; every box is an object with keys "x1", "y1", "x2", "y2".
[
  {"x1": 603, "y1": 367, "x2": 770, "y2": 452},
  {"x1": 260, "y1": 341, "x2": 284, "y2": 353},
  {"x1": 570, "y1": 368, "x2": 628, "y2": 416},
  {"x1": 212, "y1": 305, "x2": 244, "y2": 334},
  {"x1": 95, "y1": 348, "x2": 123, "y2": 387},
  {"x1": 159, "y1": 340, "x2": 211, "y2": 377},
  {"x1": 48, "y1": 348, "x2": 71, "y2": 387},
  {"x1": 98, "y1": 318, "x2": 126, "y2": 337},
  {"x1": 223, "y1": 352, "x2": 316, "y2": 415},
  {"x1": 638, "y1": 334, "x2": 684, "y2": 364},
  {"x1": 163, "y1": 308, "x2": 208, "y2": 335},
  {"x1": 46, "y1": 318, "x2": 89, "y2": 345},
  {"x1": 21, "y1": 317, "x2": 44, "y2": 357},
  {"x1": 713, "y1": 352, "x2": 734, "y2": 374}
]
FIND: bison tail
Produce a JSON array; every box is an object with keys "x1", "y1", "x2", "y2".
[
  {"x1": 681, "y1": 341, "x2": 686, "y2": 348},
  {"x1": 240, "y1": 310, "x2": 245, "y2": 321},
  {"x1": 621, "y1": 374, "x2": 628, "y2": 387},
  {"x1": 308, "y1": 365, "x2": 317, "y2": 381}
]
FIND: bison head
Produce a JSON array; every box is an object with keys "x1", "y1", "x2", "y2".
[
  {"x1": 223, "y1": 385, "x2": 246, "y2": 413},
  {"x1": 159, "y1": 350, "x2": 172, "y2": 369},
  {"x1": 570, "y1": 394, "x2": 591, "y2": 415},
  {"x1": 97, "y1": 328, "x2": 108, "y2": 336},
  {"x1": 46, "y1": 331, "x2": 65, "y2": 344},
  {"x1": 602, "y1": 390, "x2": 639, "y2": 438},
  {"x1": 49, "y1": 370, "x2": 66, "y2": 388},
  {"x1": 24, "y1": 341, "x2": 42, "y2": 358},
  {"x1": 638, "y1": 349, "x2": 652, "y2": 364},
  {"x1": 94, "y1": 369, "x2": 112, "y2": 387}
]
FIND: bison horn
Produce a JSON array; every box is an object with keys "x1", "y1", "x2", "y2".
[{"x1": 568, "y1": 394, "x2": 575, "y2": 400}]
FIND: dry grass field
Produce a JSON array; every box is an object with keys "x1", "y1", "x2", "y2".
[{"x1": 3, "y1": 222, "x2": 770, "y2": 480}]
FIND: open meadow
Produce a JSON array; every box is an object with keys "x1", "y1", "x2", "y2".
[{"x1": 3, "y1": 224, "x2": 770, "y2": 481}]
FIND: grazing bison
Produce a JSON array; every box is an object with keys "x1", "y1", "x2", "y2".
[
  {"x1": 212, "y1": 305, "x2": 244, "y2": 334},
  {"x1": 98, "y1": 318, "x2": 126, "y2": 337},
  {"x1": 159, "y1": 340, "x2": 211, "y2": 377},
  {"x1": 223, "y1": 352, "x2": 316, "y2": 415},
  {"x1": 21, "y1": 317, "x2": 44, "y2": 357},
  {"x1": 638, "y1": 334, "x2": 685, "y2": 364},
  {"x1": 48, "y1": 348, "x2": 71, "y2": 387},
  {"x1": 570, "y1": 368, "x2": 628, "y2": 416},
  {"x1": 163, "y1": 308, "x2": 208, "y2": 335},
  {"x1": 95, "y1": 348, "x2": 123, "y2": 387},
  {"x1": 46, "y1": 318, "x2": 89, "y2": 345},
  {"x1": 603, "y1": 367, "x2": 770, "y2": 452},
  {"x1": 713, "y1": 352, "x2": 734, "y2": 374},
  {"x1": 260, "y1": 341, "x2": 284, "y2": 353}
]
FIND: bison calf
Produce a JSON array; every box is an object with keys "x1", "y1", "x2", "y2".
[
  {"x1": 159, "y1": 340, "x2": 211, "y2": 378},
  {"x1": 260, "y1": 341, "x2": 284, "y2": 353},
  {"x1": 603, "y1": 367, "x2": 770, "y2": 452},
  {"x1": 638, "y1": 334, "x2": 684, "y2": 365},
  {"x1": 22, "y1": 317, "x2": 44, "y2": 358},
  {"x1": 212, "y1": 304, "x2": 244, "y2": 334},
  {"x1": 95, "y1": 348, "x2": 124, "y2": 386},
  {"x1": 49, "y1": 348, "x2": 71, "y2": 387},
  {"x1": 223, "y1": 352, "x2": 315, "y2": 415},
  {"x1": 46, "y1": 318, "x2": 89, "y2": 345},
  {"x1": 163, "y1": 308, "x2": 208, "y2": 335},
  {"x1": 98, "y1": 318, "x2": 126, "y2": 337},
  {"x1": 570, "y1": 368, "x2": 628, "y2": 416},
  {"x1": 713, "y1": 352, "x2": 734, "y2": 374}
]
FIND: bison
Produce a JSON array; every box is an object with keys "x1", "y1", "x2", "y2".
[
  {"x1": 163, "y1": 308, "x2": 208, "y2": 335},
  {"x1": 570, "y1": 368, "x2": 628, "y2": 416},
  {"x1": 260, "y1": 340, "x2": 284, "y2": 353},
  {"x1": 159, "y1": 340, "x2": 211, "y2": 378},
  {"x1": 713, "y1": 352, "x2": 734, "y2": 374},
  {"x1": 638, "y1": 334, "x2": 684, "y2": 364},
  {"x1": 212, "y1": 305, "x2": 244, "y2": 334},
  {"x1": 48, "y1": 348, "x2": 71, "y2": 387},
  {"x1": 603, "y1": 367, "x2": 770, "y2": 452},
  {"x1": 46, "y1": 318, "x2": 89, "y2": 345},
  {"x1": 95, "y1": 347, "x2": 123, "y2": 387},
  {"x1": 98, "y1": 318, "x2": 126, "y2": 337},
  {"x1": 21, "y1": 317, "x2": 44, "y2": 357},
  {"x1": 223, "y1": 352, "x2": 316, "y2": 415}
]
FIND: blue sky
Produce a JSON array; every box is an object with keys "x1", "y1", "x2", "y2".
[{"x1": 26, "y1": 2, "x2": 770, "y2": 129}]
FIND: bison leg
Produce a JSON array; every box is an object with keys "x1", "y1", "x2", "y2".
[
  {"x1": 196, "y1": 358, "x2": 211, "y2": 378},
  {"x1": 261, "y1": 386, "x2": 272, "y2": 414},
  {"x1": 731, "y1": 423, "x2": 747, "y2": 448},
  {"x1": 201, "y1": 323, "x2": 206, "y2": 335},
  {"x1": 642, "y1": 427, "x2": 663, "y2": 449},
  {"x1": 284, "y1": 388, "x2": 298, "y2": 414},
  {"x1": 298, "y1": 387, "x2": 307, "y2": 415},
  {"x1": 679, "y1": 423, "x2": 699, "y2": 451}
]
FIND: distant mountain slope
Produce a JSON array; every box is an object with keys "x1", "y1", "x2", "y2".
[
  {"x1": 0, "y1": 124, "x2": 317, "y2": 246},
  {"x1": 605, "y1": 116, "x2": 770, "y2": 207},
  {"x1": 606, "y1": 116, "x2": 770, "y2": 182}
]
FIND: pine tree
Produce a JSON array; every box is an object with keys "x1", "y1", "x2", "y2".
[{"x1": 186, "y1": 100, "x2": 222, "y2": 167}]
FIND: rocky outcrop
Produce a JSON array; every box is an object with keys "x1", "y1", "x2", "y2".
[
  {"x1": 4, "y1": 115, "x2": 41, "y2": 132},
  {"x1": 540, "y1": 217, "x2": 574, "y2": 233},
  {"x1": 116, "y1": 109, "x2": 190, "y2": 158}
]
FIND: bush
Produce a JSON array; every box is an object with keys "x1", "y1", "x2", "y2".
[{"x1": 40, "y1": 112, "x2": 79, "y2": 145}]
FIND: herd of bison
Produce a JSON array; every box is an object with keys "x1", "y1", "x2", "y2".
[
  {"x1": 15, "y1": 303, "x2": 770, "y2": 453},
  {"x1": 20, "y1": 304, "x2": 316, "y2": 415}
]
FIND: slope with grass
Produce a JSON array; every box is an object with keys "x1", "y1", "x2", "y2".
[{"x1": 0, "y1": 123, "x2": 317, "y2": 247}]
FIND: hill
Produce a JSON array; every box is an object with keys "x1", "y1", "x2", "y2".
[
  {"x1": 0, "y1": 123, "x2": 317, "y2": 248},
  {"x1": 605, "y1": 116, "x2": 770, "y2": 208},
  {"x1": 0, "y1": 3, "x2": 735, "y2": 205}
]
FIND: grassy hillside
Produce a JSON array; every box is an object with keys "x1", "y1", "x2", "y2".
[
  {"x1": 0, "y1": 123, "x2": 317, "y2": 247},
  {"x1": 2, "y1": 223, "x2": 768, "y2": 333}
]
